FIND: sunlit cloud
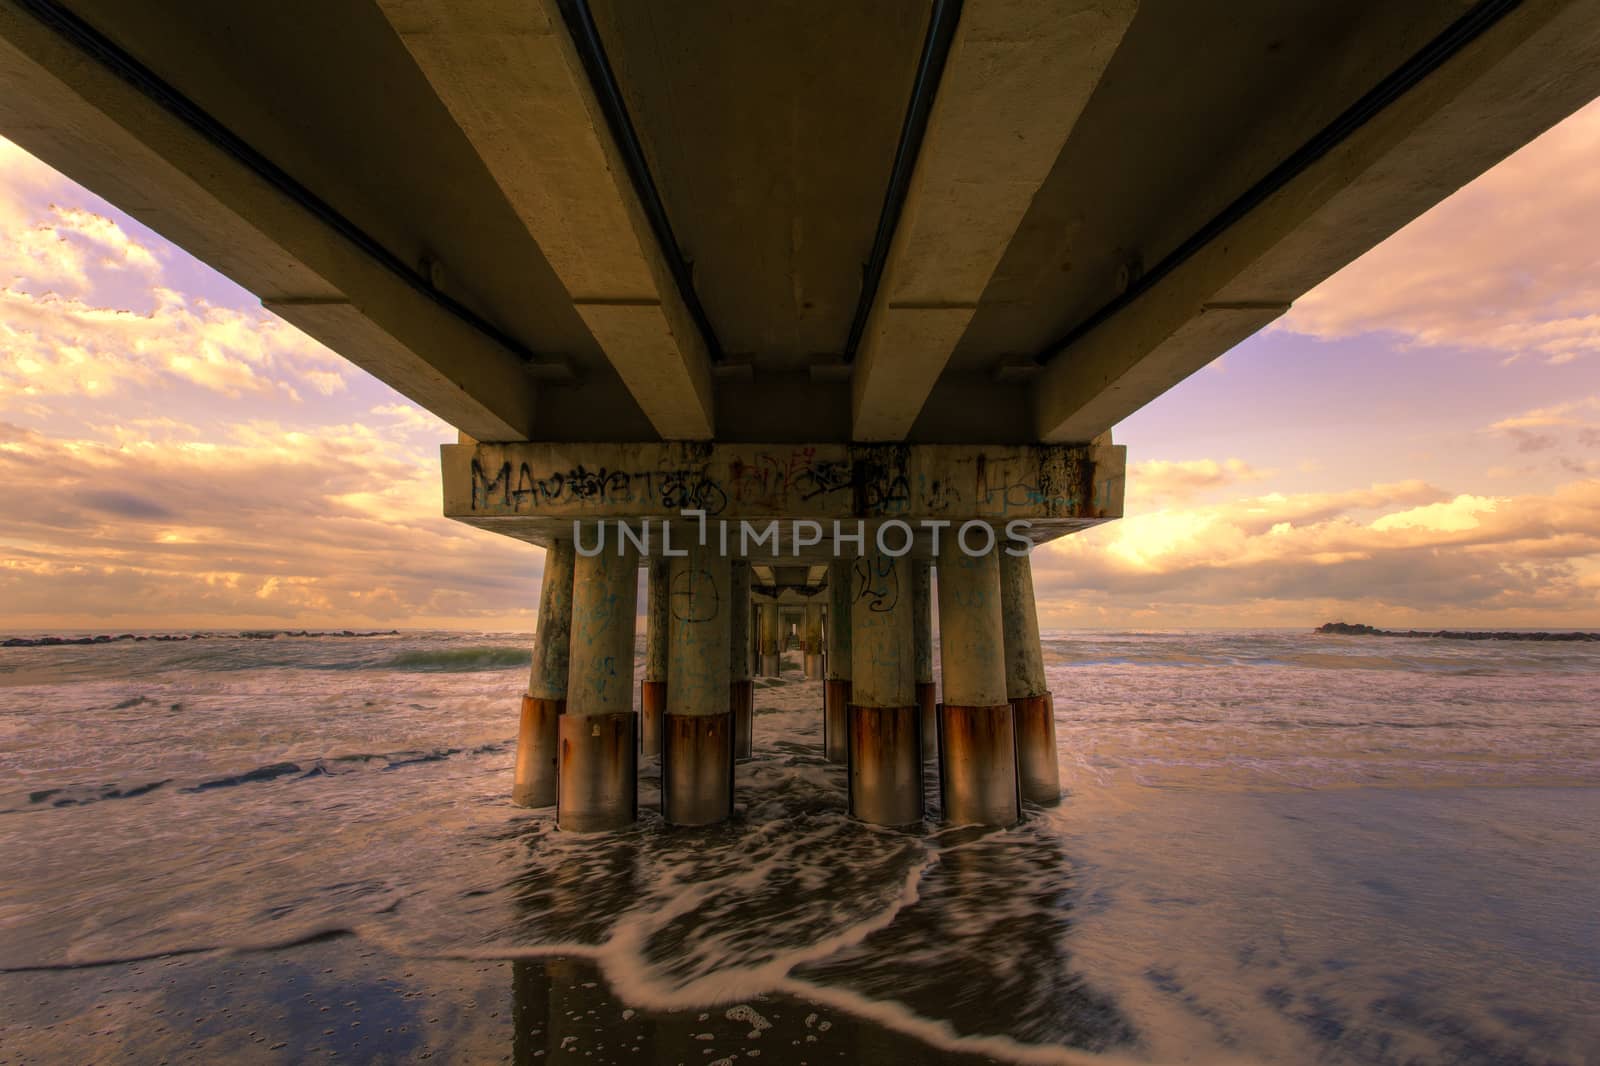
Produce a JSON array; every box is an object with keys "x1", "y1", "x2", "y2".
[{"x1": 1279, "y1": 98, "x2": 1600, "y2": 365}]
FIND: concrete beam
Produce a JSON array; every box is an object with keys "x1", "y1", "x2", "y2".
[
  {"x1": 0, "y1": 1, "x2": 538, "y2": 442},
  {"x1": 1036, "y1": 0, "x2": 1600, "y2": 442},
  {"x1": 441, "y1": 439, "x2": 1126, "y2": 552},
  {"x1": 378, "y1": 0, "x2": 715, "y2": 441},
  {"x1": 851, "y1": 0, "x2": 1136, "y2": 441}
]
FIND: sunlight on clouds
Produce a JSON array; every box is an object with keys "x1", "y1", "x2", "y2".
[
  {"x1": 1280, "y1": 98, "x2": 1600, "y2": 365},
  {"x1": 1037, "y1": 477, "x2": 1600, "y2": 627}
]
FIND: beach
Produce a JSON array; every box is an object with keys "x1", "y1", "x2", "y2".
[{"x1": 3, "y1": 630, "x2": 1597, "y2": 1064}]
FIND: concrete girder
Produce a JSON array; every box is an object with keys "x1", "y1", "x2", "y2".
[
  {"x1": 1034, "y1": 0, "x2": 1600, "y2": 443},
  {"x1": 378, "y1": 0, "x2": 715, "y2": 441},
  {"x1": 0, "y1": 1, "x2": 540, "y2": 443},
  {"x1": 851, "y1": 0, "x2": 1137, "y2": 441},
  {"x1": 442, "y1": 440, "x2": 1126, "y2": 558}
]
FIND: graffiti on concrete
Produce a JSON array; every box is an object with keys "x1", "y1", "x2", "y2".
[
  {"x1": 852, "y1": 555, "x2": 899, "y2": 613},
  {"x1": 466, "y1": 445, "x2": 1099, "y2": 519}
]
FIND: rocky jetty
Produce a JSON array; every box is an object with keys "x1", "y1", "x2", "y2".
[
  {"x1": 1317, "y1": 622, "x2": 1600, "y2": 642},
  {"x1": 2, "y1": 629, "x2": 400, "y2": 648}
]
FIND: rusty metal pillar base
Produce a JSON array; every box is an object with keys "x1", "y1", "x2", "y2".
[
  {"x1": 640, "y1": 680, "x2": 666, "y2": 757},
  {"x1": 556, "y1": 712, "x2": 637, "y2": 832},
  {"x1": 937, "y1": 703, "x2": 1021, "y2": 827},
  {"x1": 822, "y1": 679, "x2": 851, "y2": 763},
  {"x1": 803, "y1": 652, "x2": 824, "y2": 679},
  {"x1": 662, "y1": 711, "x2": 735, "y2": 826},
  {"x1": 1011, "y1": 692, "x2": 1061, "y2": 806},
  {"x1": 846, "y1": 705, "x2": 924, "y2": 827},
  {"x1": 513, "y1": 694, "x2": 563, "y2": 808},
  {"x1": 914, "y1": 681, "x2": 937, "y2": 762},
  {"x1": 760, "y1": 653, "x2": 781, "y2": 677},
  {"x1": 731, "y1": 679, "x2": 754, "y2": 760}
]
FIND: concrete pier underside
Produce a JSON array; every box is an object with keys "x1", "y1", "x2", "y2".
[{"x1": 9, "y1": 0, "x2": 1598, "y2": 836}]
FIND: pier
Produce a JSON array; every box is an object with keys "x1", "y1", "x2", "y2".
[{"x1": 4, "y1": 0, "x2": 1597, "y2": 829}]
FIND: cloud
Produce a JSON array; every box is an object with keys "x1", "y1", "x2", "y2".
[
  {"x1": 1127, "y1": 458, "x2": 1269, "y2": 505},
  {"x1": 1277, "y1": 97, "x2": 1600, "y2": 365},
  {"x1": 0, "y1": 415, "x2": 541, "y2": 630},
  {"x1": 0, "y1": 136, "x2": 350, "y2": 406},
  {"x1": 1035, "y1": 476, "x2": 1600, "y2": 628}
]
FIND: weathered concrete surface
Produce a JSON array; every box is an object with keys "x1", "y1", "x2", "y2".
[
  {"x1": 935, "y1": 546, "x2": 1007, "y2": 709},
  {"x1": 561, "y1": 543, "x2": 638, "y2": 830},
  {"x1": 999, "y1": 552, "x2": 1047, "y2": 700},
  {"x1": 666, "y1": 549, "x2": 732, "y2": 718},
  {"x1": 661, "y1": 712, "x2": 734, "y2": 826},
  {"x1": 803, "y1": 601, "x2": 825, "y2": 680},
  {"x1": 557, "y1": 711, "x2": 636, "y2": 832},
  {"x1": 528, "y1": 540, "x2": 575, "y2": 700},
  {"x1": 935, "y1": 542, "x2": 1018, "y2": 827},
  {"x1": 566, "y1": 546, "x2": 638, "y2": 718},
  {"x1": 912, "y1": 560, "x2": 934, "y2": 684},
  {"x1": 1011, "y1": 693, "x2": 1061, "y2": 807},
  {"x1": 846, "y1": 551, "x2": 922, "y2": 826},
  {"x1": 729, "y1": 561, "x2": 752, "y2": 682},
  {"x1": 1033, "y1": 0, "x2": 1600, "y2": 442},
  {"x1": 850, "y1": 553, "x2": 915, "y2": 709},
  {"x1": 999, "y1": 551, "x2": 1058, "y2": 804},
  {"x1": 852, "y1": 0, "x2": 1137, "y2": 440},
  {"x1": 378, "y1": 0, "x2": 714, "y2": 440},
  {"x1": 847, "y1": 705, "x2": 924, "y2": 827},
  {"x1": 443, "y1": 440, "x2": 1124, "y2": 554},
  {"x1": 513, "y1": 695, "x2": 562, "y2": 809},
  {"x1": 758, "y1": 600, "x2": 781, "y2": 678},
  {"x1": 823, "y1": 560, "x2": 854, "y2": 763},
  {"x1": 938, "y1": 703, "x2": 1020, "y2": 827},
  {"x1": 6, "y1": 2, "x2": 1598, "y2": 449},
  {"x1": 644, "y1": 558, "x2": 669, "y2": 683},
  {"x1": 514, "y1": 538, "x2": 574, "y2": 808}
]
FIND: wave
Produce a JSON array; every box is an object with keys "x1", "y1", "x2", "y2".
[
  {"x1": 382, "y1": 647, "x2": 529, "y2": 672},
  {"x1": 2, "y1": 743, "x2": 509, "y2": 813}
]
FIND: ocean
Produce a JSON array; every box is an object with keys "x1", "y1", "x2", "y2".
[{"x1": 1, "y1": 630, "x2": 1597, "y2": 1064}]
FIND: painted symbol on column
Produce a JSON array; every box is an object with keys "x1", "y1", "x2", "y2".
[
  {"x1": 852, "y1": 556, "x2": 898, "y2": 613},
  {"x1": 670, "y1": 568, "x2": 721, "y2": 622}
]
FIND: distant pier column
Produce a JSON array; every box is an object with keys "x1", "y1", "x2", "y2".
[
  {"x1": 729, "y1": 560, "x2": 754, "y2": 761},
  {"x1": 912, "y1": 559, "x2": 937, "y2": 761},
  {"x1": 1001, "y1": 551, "x2": 1060, "y2": 805},
  {"x1": 663, "y1": 547, "x2": 734, "y2": 826},
  {"x1": 641, "y1": 557, "x2": 669, "y2": 758},
  {"x1": 823, "y1": 560, "x2": 853, "y2": 763},
  {"x1": 803, "y1": 600, "x2": 825, "y2": 679},
  {"x1": 515, "y1": 539, "x2": 574, "y2": 808},
  {"x1": 935, "y1": 539, "x2": 1020, "y2": 827},
  {"x1": 758, "y1": 600, "x2": 781, "y2": 677},
  {"x1": 558, "y1": 541, "x2": 639, "y2": 831},
  {"x1": 848, "y1": 551, "x2": 924, "y2": 826}
]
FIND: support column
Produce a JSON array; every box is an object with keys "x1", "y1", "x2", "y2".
[
  {"x1": 848, "y1": 551, "x2": 923, "y2": 826},
  {"x1": 758, "y1": 600, "x2": 781, "y2": 677},
  {"x1": 729, "y1": 560, "x2": 754, "y2": 760},
  {"x1": 935, "y1": 539, "x2": 1020, "y2": 827},
  {"x1": 515, "y1": 539, "x2": 573, "y2": 808},
  {"x1": 641, "y1": 557, "x2": 669, "y2": 757},
  {"x1": 823, "y1": 560, "x2": 853, "y2": 763},
  {"x1": 662, "y1": 547, "x2": 734, "y2": 826},
  {"x1": 912, "y1": 559, "x2": 937, "y2": 761},
  {"x1": 803, "y1": 600, "x2": 825, "y2": 679},
  {"x1": 559, "y1": 542, "x2": 639, "y2": 831},
  {"x1": 1001, "y1": 552, "x2": 1060, "y2": 805}
]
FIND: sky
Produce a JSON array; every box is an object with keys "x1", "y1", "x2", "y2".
[{"x1": 3, "y1": 98, "x2": 1600, "y2": 633}]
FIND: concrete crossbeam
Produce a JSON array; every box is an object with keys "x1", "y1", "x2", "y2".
[
  {"x1": 852, "y1": 0, "x2": 1137, "y2": 441},
  {"x1": 442, "y1": 440, "x2": 1126, "y2": 552},
  {"x1": 1035, "y1": 0, "x2": 1600, "y2": 443},
  {"x1": 0, "y1": 1, "x2": 540, "y2": 442},
  {"x1": 378, "y1": 0, "x2": 715, "y2": 440}
]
